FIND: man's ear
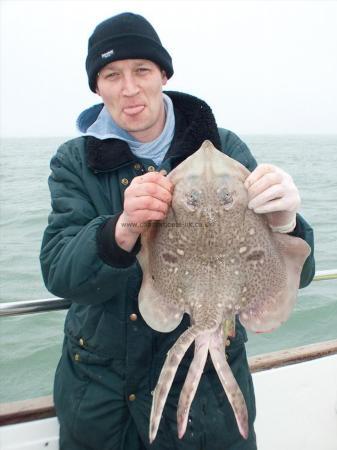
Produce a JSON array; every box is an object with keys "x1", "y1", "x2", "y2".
[
  {"x1": 95, "y1": 77, "x2": 102, "y2": 96},
  {"x1": 161, "y1": 70, "x2": 168, "y2": 86}
]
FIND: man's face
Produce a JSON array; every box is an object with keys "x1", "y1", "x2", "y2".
[{"x1": 96, "y1": 59, "x2": 168, "y2": 142}]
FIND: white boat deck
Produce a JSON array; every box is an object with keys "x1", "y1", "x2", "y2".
[
  {"x1": 254, "y1": 354, "x2": 337, "y2": 450},
  {"x1": 1, "y1": 353, "x2": 336, "y2": 450}
]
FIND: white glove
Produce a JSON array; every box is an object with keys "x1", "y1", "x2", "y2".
[{"x1": 244, "y1": 164, "x2": 300, "y2": 233}]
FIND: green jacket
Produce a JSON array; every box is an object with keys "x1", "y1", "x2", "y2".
[{"x1": 40, "y1": 92, "x2": 315, "y2": 450}]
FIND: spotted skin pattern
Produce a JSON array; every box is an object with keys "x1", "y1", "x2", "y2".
[{"x1": 137, "y1": 141, "x2": 311, "y2": 443}]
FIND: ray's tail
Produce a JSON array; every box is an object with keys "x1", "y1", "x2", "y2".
[
  {"x1": 149, "y1": 322, "x2": 215, "y2": 443},
  {"x1": 177, "y1": 334, "x2": 210, "y2": 438}
]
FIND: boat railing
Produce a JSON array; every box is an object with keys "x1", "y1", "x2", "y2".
[
  {"x1": 0, "y1": 269, "x2": 336, "y2": 426},
  {"x1": 0, "y1": 269, "x2": 336, "y2": 318}
]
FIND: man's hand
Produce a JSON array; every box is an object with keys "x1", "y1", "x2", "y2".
[
  {"x1": 244, "y1": 164, "x2": 300, "y2": 233},
  {"x1": 115, "y1": 171, "x2": 173, "y2": 251}
]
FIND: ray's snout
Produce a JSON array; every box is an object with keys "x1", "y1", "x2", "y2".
[{"x1": 197, "y1": 141, "x2": 224, "y2": 180}]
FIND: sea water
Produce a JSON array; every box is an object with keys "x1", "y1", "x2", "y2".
[{"x1": 0, "y1": 135, "x2": 336, "y2": 402}]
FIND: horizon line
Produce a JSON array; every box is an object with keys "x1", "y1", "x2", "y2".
[{"x1": 1, "y1": 132, "x2": 337, "y2": 140}]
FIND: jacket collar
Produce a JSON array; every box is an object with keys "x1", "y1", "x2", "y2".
[{"x1": 85, "y1": 91, "x2": 221, "y2": 173}]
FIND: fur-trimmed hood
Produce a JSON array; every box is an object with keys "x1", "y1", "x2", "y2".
[{"x1": 78, "y1": 91, "x2": 221, "y2": 173}]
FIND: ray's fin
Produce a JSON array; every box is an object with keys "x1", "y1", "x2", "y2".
[
  {"x1": 177, "y1": 334, "x2": 210, "y2": 438},
  {"x1": 209, "y1": 327, "x2": 249, "y2": 439},
  {"x1": 239, "y1": 233, "x2": 311, "y2": 333},
  {"x1": 149, "y1": 324, "x2": 205, "y2": 443},
  {"x1": 137, "y1": 225, "x2": 184, "y2": 333}
]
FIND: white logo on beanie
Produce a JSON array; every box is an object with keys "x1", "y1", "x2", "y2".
[{"x1": 101, "y1": 49, "x2": 114, "y2": 59}]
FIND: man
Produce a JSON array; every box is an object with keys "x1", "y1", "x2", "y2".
[{"x1": 40, "y1": 12, "x2": 315, "y2": 450}]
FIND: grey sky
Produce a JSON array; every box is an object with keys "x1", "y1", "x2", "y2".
[{"x1": 1, "y1": 0, "x2": 337, "y2": 137}]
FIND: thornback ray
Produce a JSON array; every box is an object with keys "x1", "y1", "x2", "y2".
[{"x1": 136, "y1": 140, "x2": 311, "y2": 442}]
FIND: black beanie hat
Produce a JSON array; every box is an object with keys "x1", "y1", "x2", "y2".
[{"x1": 86, "y1": 12, "x2": 174, "y2": 92}]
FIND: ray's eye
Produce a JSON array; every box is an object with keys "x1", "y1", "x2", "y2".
[
  {"x1": 217, "y1": 187, "x2": 233, "y2": 209},
  {"x1": 185, "y1": 189, "x2": 201, "y2": 209}
]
